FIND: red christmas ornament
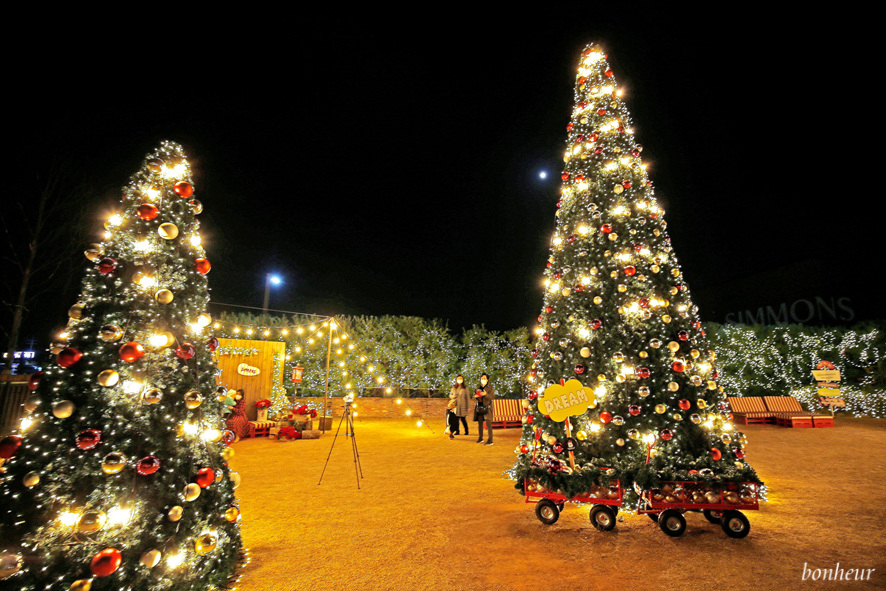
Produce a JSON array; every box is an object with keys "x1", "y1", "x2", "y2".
[
  {"x1": 660, "y1": 429, "x2": 673, "y2": 441},
  {"x1": 596, "y1": 108, "x2": 607, "y2": 115},
  {"x1": 578, "y1": 76, "x2": 587, "y2": 85},
  {"x1": 566, "y1": 234, "x2": 576, "y2": 244},
  {"x1": 678, "y1": 399, "x2": 691, "y2": 411},
  {"x1": 97, "y1": 258, "x2": 118, "y2": 276},
  {"x1": 552, "y1": 442, "x2": 564, "y2": 454},
  {"x1": 28, "y1": 371, "x2": 43, "y2": 391},
  {"x1": 136, "y1": 455, "x2": 161, "y2": 475},
  {"x1": 553, "y1": 272, "x2": 561, "y2": 280},
  {"x1": 600, "y1": 223, "x2": 612, "y2": 234},
  {"x1": 590, "y1": 319, "x2": 602, "y2": 330},
  {"x1": 574, "y1": 174, "x2": 586, "y2": 182},
  {"x1": 76, "y1": 429, "x2": 102, "y2": 450},
  {"x1": 578, "y1": 102, "x2": 587, "y2": 110},
  {"x1": 628, "y1": 405, "x2": 641, "y2": 416},
  {"x1": 631, "y1": 149, "x2": 641, "y2": 157},
  {"x1": 574, "y1": 363, "x2": 586, "y2": 375},
  {"x1": 677, "y1": 330, "x2": 689, "y2": 341},
  {"x1": 544, "y1": 306, "x2": 553, "y2": 314},
  {"x1": 600, "y1": 411, "x2": 612, "y2": 424},
  {"x1": 57, "y1": 347, "x2": 83, "y2": 368},
  {"x1": 136, "y1": 204, "x2": 159, "y2": 220},
  {"x1": 195, "y1": 258, "x2": 211, "y2": 275},
  {"x1": 574, "y1": 135, "x2": 584, "y2": 143},
  {"x1": 222, "y1": 430, "x2": 236, "y2": 446},
  {"x1": 735, "y1": 448, "x2": 745, "y2": 459},
  {"x1": 622, "y1": 180, "x2": 632, "y2": 189},
  {"x1": 589, "y1": 132, "x2": 599, "y2": 142},
  {"x1": 638, "y1": 298, "x2": 650, "y2": 309},
  {"x1": 561, "y1": 172, "x2": 570, "y2": 181},
  {"x1": 174, "y1": 181, "x2": 194, "y2": 198},
  {"x1": 525, "y1": 414, "x2": 534, "y2": 425},
  {"x1": 594, "y1": 145, "x2": 604, "y2": 154},
  {"x1": 520, "y1": 444, "x2": 530, "y2": 454},
  {"x1": 0, "y1": 435, "x2": 23, "y2": 459},
  {"x1": 175, "y1": 343, "x2": 196, "y2": 360},
  {"x1": 672, "y1": 360, "x2": 685, "y2": 373},
  {"x1": 206, "y1": 336, "x2": 219, "y2": 352},
  {"x1": 542, "y1": 333, "x2": 551, "y2": 342},
  {"x1": 119, "y1": 342, "x2": 145, "y2": 363},
  {"x1": 604, "y1": 68, "x2": 613, "y2": 77},
  {"x1": 528, "y1": 391, "x2": 538, "y2": 401},
  {"x1": 531, "y1": 348, "x2": 539, "y2": 358},
  {"x1": 633, "y1": 243, "x2": 643, "y2": 252},
  {"x1": 624, "y1": 266, "x2": 636, "y2": 277},
  {"x1": 195, "y1": 467, "x2": 215, "y2": 488},
  {"x1": 711, "y1": 448, "x2": 722, "y2": 461},
  {"x1": 688, "y1": 469, "x2": 699, "y2": 475},
  {"x1": 537, "y1": 315, "x2": 543, "y2": 322},
  {"x1": 566, "y1": 122, "x2": 574, "y2": 132},
  {"x1": 574, "y1": 284, "x2": 584, "y2": 292},
  {"x1": 692, "y1": 321, "x2": 701, "y2": 329},
  {"x1": 637, "y1": 367, "x2": 650, "y2": 379},
  {"x1": 90, "y1": 548, "x2": 122, "y2": 577}
]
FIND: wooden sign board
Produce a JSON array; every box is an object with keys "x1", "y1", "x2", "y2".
[
  {"x1": 213, "y1": 338, "x2": 285, "y2": 420},
  {"x1": 819, "y1": 396, "x2": 846, "y2": 407},
  {"x1": 812, "y1": 370, "x2": 841, "y2": 382},
  {"x1": 817, "y1": 388, "x2": 841, "y2": 397},
  {"x1": 816, "y1": 382, "x2": 840, "y2": 389},
  {"x1": 539, "y1": 379, "x2": 596, "y2": 422}
]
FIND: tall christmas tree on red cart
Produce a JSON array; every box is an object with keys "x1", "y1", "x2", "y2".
[
  {"x1": 0, "y1": 141, "x2": 242, "y2": 589},
  {"x1": 512, "y1": 44, "x2": 762, "y2": 535}
]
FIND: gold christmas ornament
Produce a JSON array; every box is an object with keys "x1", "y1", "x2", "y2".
[
  {"x1": 650, "y1": 264, "x2": 660, "y2": 273},
  {"x1": 158, "y1": 223, "x2": 179, "y2": 240},
  {"x1": 77, "y1": 510, "x2": 107, "y2": 533},
  {"x1": 221, "y1": 447, "x2": 235, "y2": 461},
  {"x1": 593, "y1": 296, "x2": 603, "y2": 305},
  {"x1": 224, "y1": 506, "x2": 240, "y2": 522},
  {"x1": 616, "y1": 438, "x2": 625, "y2": 446},
  {"x1": 97, "y1": 369, "x2": 120, "y2": 387},
  {"x1": 23, "y1": 471, "x2": 40, "y2": 488},
  {"x1": 52, "y1": 400, "x2": 75, "y2": 419},
  {"x1": 612, "y1": 351, "x2": 625, "y2": 363},
  {"x1": 673, "y1": 413, "x2": 683, "y2": 421},
  {"x1": 638, "y1": 386, "x2": 650, "y2": 398},
  {"x1": 184, "y1": 390, "x2": 203, "y2": 409},
  {"x1": 194, "y1": 532, "x2": 218, "y2": 555},
  {"x1": 575, "y1": 430, "x2": 587, "y2": 441},
  {"x1": 580, "y1": 347, "x2": 591, "y2": 358},
  {"x1": 668, "y1": 341, "x2": 680, "y2": 352},
  {"x1": 24, "y1": 395, "x2": 41, "y2": 412},
  {"x1": 661, "y1": 315, "x2": 672, "y2": 323},
  {"x1": 68, "y1": 303, "x2": 85, "y2": 319},
  {"x1": 99, "y1": 324, "x2": 124, "y2": 342},
  {"x1": 140, "y1": 549, "x2": 161, "y2": 568},
  {"x1": 184, "y1": 483, "x2": 201, "y2": 501},
  {"x1": 69, "y1": 579, "x2": 92, "y2": 591},
  {"x1": 229, "y1": 471, "x2": 242, "y2": 490},
  {"x1": 707, "y1": 380, "x2": 718, "y2": 390},
  {"x1": 628, "y1": 429, "x2": 639, "y2": 440},
  {"x1": 189, "y1": 199, "x2": 203, "y2": 214},
  {"x1": 143, "y1": 388, "x2": 163, "y2": 404},
  {"x1": 668, "y1": 382, "x2": 680, "y2": 392},
  {"x1": 101, "y1": 452, "x2": 127, "y2": 474},
  {"x1": 84, "y1": 244, "x2": 104, "y2": 262},
  {"x1": 639, "y1": 351, "x2": 648, "y2": 358},
  {"x1": 655, "y1": 404, "x2": 667, "y2": 414},
  {"x1": 697, "y1": 399, "x2": 707, "y2": 409},
  {"x1": 546, "y1": 435, "x2": 558, "y2": 445},
  {"x1": 155, "y1": 289, "x2": 174, "y2": 304},
  {"x1": 168, "y1": 506, "x2": 183, "y2": 522},
  {"x1": 690, "y1": 349, "x2": 700, "y2": 359}
]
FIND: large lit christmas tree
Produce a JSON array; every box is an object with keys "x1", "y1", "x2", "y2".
[
  {"x1": 0, "y1": 141, "x2": 242, "y2": 589},
  {"x1": 513, "y1": 44, "x2": 761, "y2": 509}
]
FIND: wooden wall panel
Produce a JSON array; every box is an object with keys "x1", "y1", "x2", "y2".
[{"x1": 213, "y1": 338, "x2": 285, "y2": 420}]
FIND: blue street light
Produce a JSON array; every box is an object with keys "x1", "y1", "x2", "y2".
[{"x1": 263, "y1": 273, "x2": 283, "y2": 312}]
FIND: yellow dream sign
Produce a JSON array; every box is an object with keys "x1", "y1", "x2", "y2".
[{"x1": 539, "y1": 379, "x2": 596, "y2": 423}]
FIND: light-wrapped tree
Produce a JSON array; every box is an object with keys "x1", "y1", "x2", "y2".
[
  {"x1": 512, "y1": 44, "x2": 761, "y2": 510},
  {"x1": 0, "y1": 141, "x2": 242, "y2": 589}
]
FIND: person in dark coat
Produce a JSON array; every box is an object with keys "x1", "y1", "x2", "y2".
[
  {"x1": 473, "y1": 374, "x2": 495, "y2": 445},
  {"x1": 225, "y1": 389, "x2": 254, "y2": 440},
  {"x1": 449, "y1": 375, "x2": 471, "y2": 436}
]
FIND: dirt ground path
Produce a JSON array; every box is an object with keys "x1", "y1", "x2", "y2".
[{"x1": 227, "y1": 416, "x2": 886, "y2": 591}]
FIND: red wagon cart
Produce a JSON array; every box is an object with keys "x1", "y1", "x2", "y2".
[
  {"x1": 525, "y1": 477, "x2": 623, "y2": 531},
  {"x1": 638, "y1": 480, "x2": 760, "y2": 538}
]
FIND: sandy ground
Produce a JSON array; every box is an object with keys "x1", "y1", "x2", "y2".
[{"x1": 227, "y1": 416, "x2": 886, "y2": 591}]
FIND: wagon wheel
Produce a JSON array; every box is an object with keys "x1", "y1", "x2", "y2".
[
  {"x1": 703, "y1": 509, "x2": 723, "y2": 524},
  {"x1": 720, "y1": 510, "x2": 750, "y2": 539},
  {"x1": 658, "y1": 509, "x2": 686, "y2": 537},
  {"x1": 589, "y1": 505, "x2": 617, "y2": 532},
  {"x1": 535, "y1": 499, "x2": 560, "y2": 525}
]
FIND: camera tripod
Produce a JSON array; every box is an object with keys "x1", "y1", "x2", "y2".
[{"x1": 318, "y1": 399, "x2": 364, "y2": 489}]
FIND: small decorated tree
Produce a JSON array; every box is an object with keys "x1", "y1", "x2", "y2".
[
  {"x1": 0, "y1": 141, "x2": 242, "y2": 589},
  {"x1": 512, "y1": 45, "x2": 761, "y2": 507}
]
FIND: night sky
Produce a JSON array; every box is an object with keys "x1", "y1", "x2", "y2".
[{"x1": 5, "y1": 11, "x2": 878, "y2": 351}]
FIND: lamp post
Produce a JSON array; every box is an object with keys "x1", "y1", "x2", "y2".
[{"x1": 263, "y1": 273, "x2": 282, "y2": 313}]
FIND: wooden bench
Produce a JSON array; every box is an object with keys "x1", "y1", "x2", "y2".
[
  {"x1": 490, "y1": 398, "x2": 524, "y2": 429},
  {"x1": 727, "y1": 396, "x2": 774, "y2": 425},
  {"x1": 247, "y1": 420, "x2": 277, "y2": 437},
  {"x1": 763, "y1": 396, "x2": 832, "y2": 428}
]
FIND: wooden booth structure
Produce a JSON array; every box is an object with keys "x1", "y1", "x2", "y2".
[{"x1": 213, "y1": 338, "x2": 285, "y2": 420}]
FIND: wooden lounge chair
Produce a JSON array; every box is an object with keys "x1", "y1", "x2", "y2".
[
  {"x1": 762, "y1": 396, "x2": 831, "y2": 428},
  {"x1": 490, "y1": 398, "x2": 524, "y2": 429},
  {"x1": 726, "y1": 397, "x2": 774, "y2": 425},
  {"x1": 247, "y1": 420, "x2": 277, "y2": 437}
]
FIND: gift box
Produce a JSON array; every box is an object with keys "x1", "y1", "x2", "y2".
[
  {"x1": 315, "y1": 417, "x2": 332, "y2": 430},
  {"x1": 301, "y1": 430, "x2": 322, "y2": 440}
]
